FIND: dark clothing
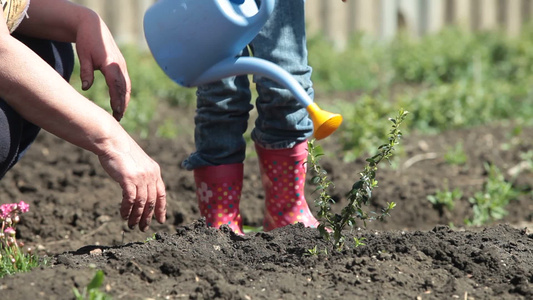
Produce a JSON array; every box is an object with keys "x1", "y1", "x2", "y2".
[{"x1": 0, "y1": 34, "x2": 74, "y2": 179}]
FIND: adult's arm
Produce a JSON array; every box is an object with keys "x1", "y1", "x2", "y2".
[
  {"x1": 0, "y1": 14, "x2": 165, "y2": 232},
  {"x1": 16, "y1": 0, "x2": 130, "y2": 121}
]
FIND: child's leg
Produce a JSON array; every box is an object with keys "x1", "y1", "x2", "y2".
[
  {"x1": 182, "y1": 75, "x2": 253, "y2": 170},
  {"x1": 183, "y1": 73, "x2": 252, "y2": 234},
  {"x1": 250, "y1": 1, "x2": 319, "y2": 230},
  {"x1": 250, "y1": 0, "x2": 313, "y2": 148}
]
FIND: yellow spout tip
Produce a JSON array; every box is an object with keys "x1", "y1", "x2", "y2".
[
  {"x1": 313, "y1": 114, "x2": 343, "y2": 140},
  {"x1": 306, "y1": 103, "x2": 343, "y2": 140}
]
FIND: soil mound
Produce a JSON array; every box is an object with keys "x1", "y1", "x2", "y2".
[{"x1": 0, "y1": 108, "x2": 532, "y2": 299}]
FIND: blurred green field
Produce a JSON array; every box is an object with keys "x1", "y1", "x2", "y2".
[{"x1": 71, "y1": 26, "x2": 533, "y2": 159}]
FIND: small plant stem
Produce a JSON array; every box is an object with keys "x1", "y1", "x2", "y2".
[{"x1": 309, "y1": 108, "x2": 408, "y2": 250}]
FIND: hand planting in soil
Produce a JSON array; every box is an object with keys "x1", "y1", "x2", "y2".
[
  {"x1": 309, "y1": 108, "x2": 408, "y2": 250},
  {"x1": 0, "y1": 200, "x2": 39, "y2": 277}
]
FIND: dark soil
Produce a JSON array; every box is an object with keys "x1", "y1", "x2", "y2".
[{"x1": 0, "y1": 102, "x2": 532, "y2": 299}]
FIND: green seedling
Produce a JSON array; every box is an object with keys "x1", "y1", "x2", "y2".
[
  {"x1": 243, "y1": 225, "x2": 263, "y2": 234},
  {"x1": 519, "y1": 150, "x2": 533, "y2": 169},
  {"x1": 465, "y1": 163, "x2": 520, "y2": 226},
  {"x1": 309, "y1": 108, "x2": 408, "y2": 250},
  {"x1": 144, "y1": 233, "x2": 157, "y2": 243},
  {"x1": 305, "y1": 245, "x2": 328, "y2": 256},
  {"x1": 427, "y1": 180, "x2": 462, "y2": 214},
  {"x1": 353, "y1": 237, "x2": 366, "y2": 248},
  {"x1": 73, "y1": 270, "x2": 112, "y2": 300},
  {"x1": 444, "y1": 142, "x2": 467, "y2": 165}
]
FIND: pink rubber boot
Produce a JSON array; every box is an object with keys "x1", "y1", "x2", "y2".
[
  {"x1": 193, "y1": 163, "x2": 244, "y2": 235},
  {"x1": 255, "y1": 141, "x2": 320, "y2": 231}
]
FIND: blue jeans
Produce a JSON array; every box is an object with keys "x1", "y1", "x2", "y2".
[
  {"x1": 182, "y1": 0, "x2": 314, "y2": 170},
  {"x1": 0, "y1": 34, "x2": 74, "y2": 179}
]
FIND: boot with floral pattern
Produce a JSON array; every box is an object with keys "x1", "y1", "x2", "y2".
[
  {"x1": 193, "y1": 163, "x2": 243, "y2": 234},
  {"x1": 255, "y1": 141, "x2": 320, "y2": 231}
]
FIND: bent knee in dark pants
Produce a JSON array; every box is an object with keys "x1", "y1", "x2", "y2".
[{"x1": 0, "y1": 34, "x2": 74, "y2": 178}]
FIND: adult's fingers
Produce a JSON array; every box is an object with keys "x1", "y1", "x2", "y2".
[
  {"x1": 80, "y1": 58, "x2": 94, "y2": 91},
  {"x1": 139, "y1": 184, "x2": 157, "y2": 232},
  {"x1": 78, "y1": 54, "x2": 95, "y2": 91},
  {"x1": 120, "y1": 182, "x2": 136, "y2": 221},
  {"x1": 155, "y1": 178, "x2": 167, "y2": 224},
  {"x1": 127, "y1": 184, "x2": 148, "y2": 229},
  {"x1": 103, "y1": 63, "x2": 131, "y2": 121}
]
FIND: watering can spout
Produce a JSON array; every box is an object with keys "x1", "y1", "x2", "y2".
[{"x1": 306, "y1": 103, "x2": 343, "y2": 140}]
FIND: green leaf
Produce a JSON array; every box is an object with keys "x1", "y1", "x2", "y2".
[
  {"x1": 87, "y1": 270, "x2": 105, "y2": 291},
  {"x1": 72, "y1": 288, "x2": 83, "y2": 299},
  {"x1": 351, "y1": 180, "x2": 363, "y2": 190}
]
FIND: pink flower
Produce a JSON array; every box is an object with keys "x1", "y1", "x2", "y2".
[
  {"x1": 4, "y1": 227, "x2": 15, "y2": 236},
  {"x1": 17, "y1": 200, "x2": 29, "y2": 213},
  {"x1": 0, "y1": 203, "x2": 14, "y2": 218}
]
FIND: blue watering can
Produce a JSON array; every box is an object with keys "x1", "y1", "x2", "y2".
[{"x1": 143, "y1": 0, "x2": 342, "y2": 139}]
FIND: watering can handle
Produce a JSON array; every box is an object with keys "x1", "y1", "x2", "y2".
[{"x1": 247, "y1": 0, "x2": 276, "y2": 25}]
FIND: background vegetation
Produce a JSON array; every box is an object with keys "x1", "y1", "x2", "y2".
[{"x1": 71, "y1": 26, "x2": 533, "y2": 158}]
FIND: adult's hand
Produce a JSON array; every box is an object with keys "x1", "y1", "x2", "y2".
[
  {"x1": 74, "y1": 11, "x2": 131, "y2": 121},
  {"x1": 15, "y1": 1, "x2": 131, "y2": 121},
  {"x1": 97, "y1": 135, "x2": 167, "y2": 231},
  {"x1": 76, "y1": 14, "x2": 131, "y2": 121}
]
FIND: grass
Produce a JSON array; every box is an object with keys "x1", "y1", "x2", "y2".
[
  {"x1": 1, "y1": 201, "x2": 44, "y2": 278},
  {"x1": 0, "y1": 248, "x2": 43, "y2": 278}
]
